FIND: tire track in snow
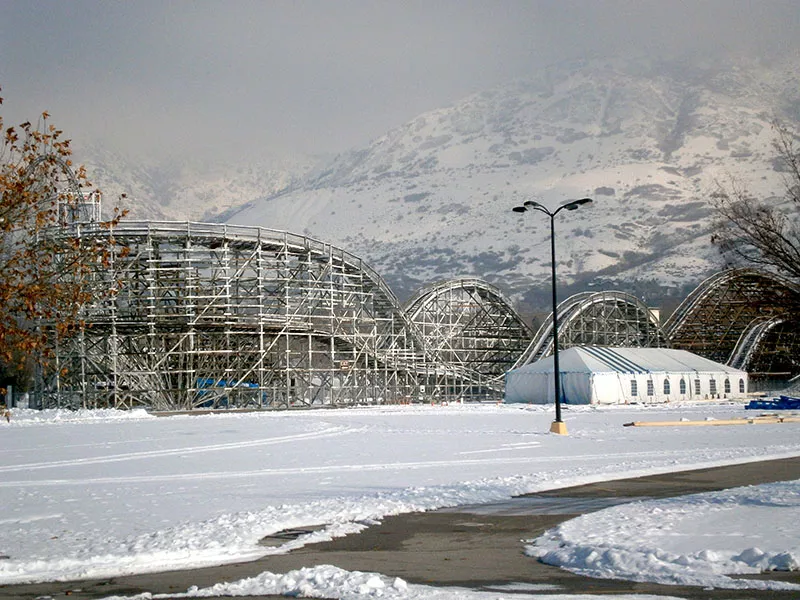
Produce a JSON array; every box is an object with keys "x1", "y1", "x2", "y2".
[
  {"x1": 458, "y1": 442, "x2": 542, "y2": 455},
  {"x1": 0, "y1": 425, "x2": 356, "y2": 474},
  {"x1": 0, "y1": 446, "x2": 768, "y2": 488}
]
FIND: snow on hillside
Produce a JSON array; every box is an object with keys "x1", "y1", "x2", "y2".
[
  {"x1": 227, "y1": 56, "x2": 800, "y2": 304},
  {"x1": 74, "y1": 145, "x2": 316, "y2": 223}
]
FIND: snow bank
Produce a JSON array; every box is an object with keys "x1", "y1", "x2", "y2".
[
  {"x1": 101, "y1": 564, "x2": 686, "y2": 599},
  {"x1": 527, "y1": 480, "x2": 800, "y2": 591},
  {"x1": 5, "y1": 407, "x2": 153, "y2": 425}
]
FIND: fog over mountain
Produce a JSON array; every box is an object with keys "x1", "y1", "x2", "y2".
[
  {"x1": 2, "y1": 2, "x2": 798, "y2": 160},
  {"x1": 2, "y1": 3, "x2": 799, "y2": 312},
  {"x1": 74, "y1": 146, "x2": 316, "y2": 224},
  {"x1": 224, "y1": 54, "x2": 800, "y2": 310}
]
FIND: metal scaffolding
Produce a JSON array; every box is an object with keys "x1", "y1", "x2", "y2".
[
  {"x1": 513, "y1": 291, "x2": 669, "y2": 368},
  {"x1": 36, "y1": 222, "x2": 523, "y2": 410},
  {"x1": 405, "y1": 278, "x2": 532, "y2": 395}
]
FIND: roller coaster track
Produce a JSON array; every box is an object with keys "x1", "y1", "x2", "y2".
[
  {"x1": 38, "y1": 222, "x2": 511, "y2": 409},
  {"x1": 728, "y1": 317, "x2": 785, "y2": 371},
  {"x1": 511, "y1": 290, "x2": 669, "y2": 369},
  {"x1": 404, "y1": 278, "x2": 532, "y2": 387},
  {"x1": 35, "y1": 214, "x2": 800, "y2": 409},
  {"x1": 664, "y1": 268, "x2": 800, "y2": 365}
]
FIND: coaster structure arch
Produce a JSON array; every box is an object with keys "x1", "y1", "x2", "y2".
[
  {"x1": 513, "y1": 291, "x2": 669, "y2": 368},
  {"x1": 664, "y1": 268, "x2": 800, "y2": 379},
  {"x1": 404, "y1": 278, "x2": 533, "y2": 392},
  {"x1": 36, "y1": 221, "x2": 510, "y2": 410},
  {"x1": 24, "y1": 153, "x2": 102, "y2": 223}
]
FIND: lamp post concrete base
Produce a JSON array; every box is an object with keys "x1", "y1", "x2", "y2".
[{"x1": 549, "y1": 420, "x2": 568, "y2": 435}]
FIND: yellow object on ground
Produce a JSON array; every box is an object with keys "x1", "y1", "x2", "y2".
[{"x1": 623, "y1": 415, "x2": 800, "y2": 427}]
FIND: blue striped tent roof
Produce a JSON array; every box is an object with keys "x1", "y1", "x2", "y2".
[{"x1": 513, "y1": 346, "x2": 745, "y2": 375}]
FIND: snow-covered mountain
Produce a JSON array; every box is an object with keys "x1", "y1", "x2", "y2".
[
  {"x1": 227, "y1": 55, "x2": 800, "y2": 311},
  {"x1": 74, "y1": 145, "x2": 315, "y2": 223}
]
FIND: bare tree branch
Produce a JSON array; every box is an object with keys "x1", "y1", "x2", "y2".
[{"x1": 711, "y1": 122, "x2": 800, "y2": 282}]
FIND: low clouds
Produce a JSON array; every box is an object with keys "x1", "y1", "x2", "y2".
[{"x1": 1, "y1": 0, "x2": 797, "y2": 161}]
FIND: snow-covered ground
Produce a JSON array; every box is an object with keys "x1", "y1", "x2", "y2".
[{"x1": 1, "y1": 401, "x2": 799, "y2": 598}]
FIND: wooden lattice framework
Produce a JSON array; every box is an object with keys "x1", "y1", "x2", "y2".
[
  {"x1": 514, "y1": 291, "x2": 669, "y2": 367},
  {"x1": 35, "y1": 222, "x2": 524, "y2": 410},
  {"x1": 664, "y1": 268, "x2": 800, "y2": 379},
  {"x1": 404, "y1": 278, "x2": 532, "y2": 390},
  {"x1": 33, "y1": 217, "x2": 800, "y2": 409}
]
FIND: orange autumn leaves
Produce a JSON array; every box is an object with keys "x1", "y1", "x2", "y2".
[{"x1": 0, "y1": 86, "x2": 127, "y2": 368}]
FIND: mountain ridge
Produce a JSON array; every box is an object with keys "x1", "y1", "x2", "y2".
[
  {"x1": 76, "y1": 55, "x2": 800, "y2": 313},
  {"x1": 228, "y1": 56, "x2": 800, "y2": 310},
  {"x1": 73, "y1": 144, "x2": 317, "y2": 224}
]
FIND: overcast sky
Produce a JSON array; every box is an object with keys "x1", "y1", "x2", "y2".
[{"x1": 1, "y1": 1, "x2": 798, "y2": 162}]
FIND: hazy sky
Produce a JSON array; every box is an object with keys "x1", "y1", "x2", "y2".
[{"x1": 1, "y1": 1, "x2": 798, "y2": 161}]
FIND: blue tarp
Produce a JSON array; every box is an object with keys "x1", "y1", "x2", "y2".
[
  {"x1": 197, "y1": 378, "x2": 258, "y2": 389},
  {"x1": 195, "y1": 378, "x2": 259, "y2": 408},
  {"x1": 745, "y1": 395, "x2": 800, "y2": 410}
]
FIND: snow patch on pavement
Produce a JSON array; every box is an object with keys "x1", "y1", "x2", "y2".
[
  {"x1": 527, "y1": 480, "x2": 800, "y2": 590},
  {"x1": 100, "y1": 564, "x2": 687, "y2": 599}
]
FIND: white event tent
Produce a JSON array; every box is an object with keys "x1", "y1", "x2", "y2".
[{"x1": 504, "y1": 346, "x2": 749, "y2": 405}]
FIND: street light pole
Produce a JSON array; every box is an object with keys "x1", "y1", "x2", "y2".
[
  {"x1": 547, "y1": 211, "x2": 563, "y2": 427},
  {"x1": 512, "y1": 197, "x2": 593, "y2": 435}
]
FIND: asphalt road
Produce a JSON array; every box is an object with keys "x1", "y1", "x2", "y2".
[{"x1": 3, "y1": 457, "x2": 800, "y2": 600}]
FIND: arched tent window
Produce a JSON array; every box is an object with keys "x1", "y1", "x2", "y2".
[
  {"x1": 724, "y1": 379, "x2": 731, "y2": 394},
  {"x1": 664, "y1": 379, "x2": 671, "y2": 395},
  {"x1": 647, "y1": 380, "x2": 654, "y2": 396},
  {"x1": 710, "y1": 379, "x2": 717, "y2": 395},
  {"x1": 739, "y1": 378, "x2": 745, "y2": 393},
  {"x1": 679, "y1": 379, "x2": 686, "y2": 394}
]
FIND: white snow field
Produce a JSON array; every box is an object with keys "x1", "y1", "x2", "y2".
[{"x1": 1, "y1": 401, "x2": 800, "y2": 598}]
